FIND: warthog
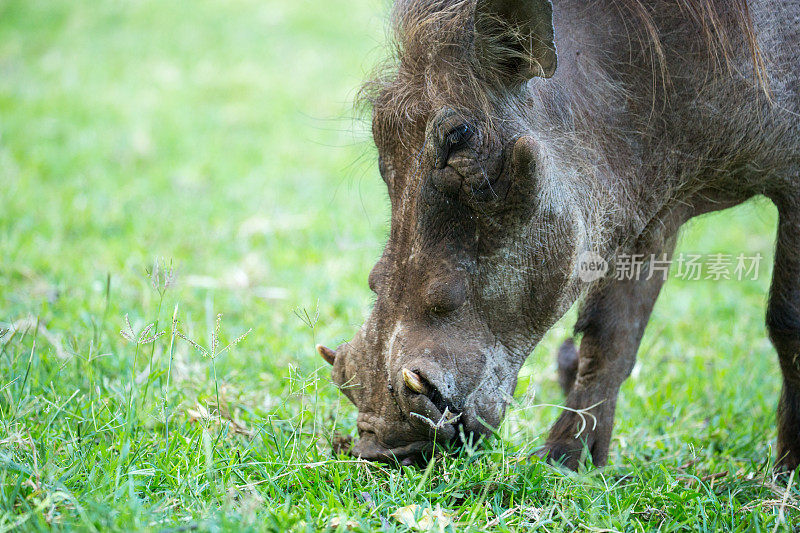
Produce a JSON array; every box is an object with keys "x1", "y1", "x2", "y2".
[{"x1": 318, "y1": 0, "x2": 800, "y2": 469}]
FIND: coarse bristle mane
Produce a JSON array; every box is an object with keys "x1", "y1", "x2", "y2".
[
  {"x1": 360, "y1": 0, "x2": 497, "y2": 141},
  {"x1": 359, "y1": 0, "x2": 768, "y2": 137}
]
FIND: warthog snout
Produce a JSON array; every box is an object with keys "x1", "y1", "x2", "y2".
[
  {"x1": 351, "y1": 365, "x2": 463, "y2": 465},
  {"x1": 319, "y1": 333, "x2": 514, "y2": 465}
]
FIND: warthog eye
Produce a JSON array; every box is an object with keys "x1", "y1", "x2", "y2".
[{"x1": 445, "y1": 123, "x2": 474, "y2": 156}]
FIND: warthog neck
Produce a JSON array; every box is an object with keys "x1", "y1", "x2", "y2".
[{"x1": 520, "y1": 0, "x2": 791, "y2": 265}]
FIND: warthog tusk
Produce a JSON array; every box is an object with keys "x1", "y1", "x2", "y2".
[
  {"x1": 317, "y1": 344, "x2": 336, "y2": 365},
  {"x1": 402, "y1": 368, "x2": 428, "y2": 395}
]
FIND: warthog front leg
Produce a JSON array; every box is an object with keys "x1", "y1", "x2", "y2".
[
  {"x1": 544, "y1": 241, "x2": 676, "y2": 469},
  {"x1": 556, "y1": 338, "x2": 579, "y2": 396},
  {"x1": 766, "y1": 193, "x2": 800, "y2": 472}
]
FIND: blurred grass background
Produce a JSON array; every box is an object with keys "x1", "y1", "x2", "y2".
[{"x1": 0, "y1": 0, "x2": 795, "y2": 530}]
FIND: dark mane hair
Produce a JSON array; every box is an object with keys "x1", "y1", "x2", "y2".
[
  {"x1": 618, "y1": 0, "x2": 768, "y2": 94},
  {"x1": 360, "y1": 0, "x2": 769, "y2": 135},
  {"x1": 360, "y1": 0, "x2": 491, "y2": 142}
]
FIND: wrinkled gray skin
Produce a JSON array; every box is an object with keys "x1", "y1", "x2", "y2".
[{"x1": 320, "y1": 0, "x2": 800, "y2": 469}]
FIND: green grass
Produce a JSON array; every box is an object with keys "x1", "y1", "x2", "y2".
[{"x1": 0, "y1": 0, "x2": 798, "y2": 530}]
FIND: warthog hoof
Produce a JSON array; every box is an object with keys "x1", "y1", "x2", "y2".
[{"x1": 538, "y1": 439, "x2": 592, "y2": 470}]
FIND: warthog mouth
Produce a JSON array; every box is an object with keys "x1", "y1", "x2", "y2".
[
  {"x1": 349, "y1": 434, "x2": 435, "y2": 466},
  {"x1": 332, "y1": 395, "x2": 471, "y2": 467},
  {"x1": 359, "y1": 411, "x2": 475, "y2": 466}
]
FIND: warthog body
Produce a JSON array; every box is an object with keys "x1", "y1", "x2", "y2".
[{"x1": 319, "y1": 0, "x2": 800, "y2": 469}]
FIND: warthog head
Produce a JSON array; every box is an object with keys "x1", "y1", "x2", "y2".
[{"x1": 319, "y1": 0, "x2": 594, "y2": 464}]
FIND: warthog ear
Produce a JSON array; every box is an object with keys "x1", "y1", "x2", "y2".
[{"x1": 474, "y1": 0, "x2": 557, "y2": 83}]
